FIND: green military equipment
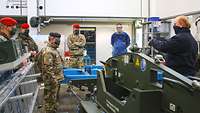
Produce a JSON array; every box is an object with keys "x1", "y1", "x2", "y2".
[{"x1": 80, "y1": 53, "x2": 200, "y2": 113}]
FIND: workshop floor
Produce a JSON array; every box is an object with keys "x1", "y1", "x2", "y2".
[{"x1": 35, "y1": 84, "x2": 88, "y2": 113}]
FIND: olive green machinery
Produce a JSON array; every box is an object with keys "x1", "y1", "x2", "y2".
[{"x1": 80, "y1": 53, "x2": 200, "y2": 113}]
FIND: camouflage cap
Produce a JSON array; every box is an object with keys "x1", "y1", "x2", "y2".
[{"x1": 49, "y1": 32, "x2": 61, "y2": 38}]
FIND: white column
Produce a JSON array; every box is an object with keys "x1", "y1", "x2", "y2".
[
  {"x1": 149, "y1": 0, "x2": 157, "y2": 17},
  {"x1": 27, "y1": 0, "x2": 39, "y2": 35},
  {"x1": 141, "y1": 0, "x2": 149, "y2": 17}
]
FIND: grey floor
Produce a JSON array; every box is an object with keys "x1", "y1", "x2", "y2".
[{"x1": 35, "y1": 84, "x2": 88, "y2": 113}]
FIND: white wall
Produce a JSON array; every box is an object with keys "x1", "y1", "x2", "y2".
[
  {"x1": 0, "y1": 0, "x2": 27, "y2": 16},
  {"x1": 45, "y1": 0, "x2": 141, "y2": 17},
  {"x1": 0, "y1": 0, "x2": 142, "y2": 17},
  {"x1": 0, "y1": 0, "x2": 19, "y2": 15},
  {"x1": 39, "y1": 23, "x2": 133, "y2": 64},
  {"x1": 150, "y1": 0, "x2": 200, "y2": 18},
  {"x1": 1, "y1": 0, "x2": 200, "y2": 18},
  {"x1": 27, "y1": 0, "x2": 39, "y2": 35},
  {"x1": 141, "y1": 0, "x2": 149, "y2": 17}
]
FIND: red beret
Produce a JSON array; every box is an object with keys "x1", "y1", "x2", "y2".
[
  {"x1": 72, "y1": 24, "x2": 80, "y2": 29},
  {"x1": 64, "y1": 51, "x2": 71, "y2": 57},
  {"x1": 21, "y1": 23, "x2": 29, "y2": 29},
  {"x1": 0, "y1": 17, "x2": 17, "y2": 26}
]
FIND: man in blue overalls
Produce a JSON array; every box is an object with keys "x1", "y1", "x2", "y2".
[{"x1": 111, "y1": 23, "x2": 130, "y2": 57}]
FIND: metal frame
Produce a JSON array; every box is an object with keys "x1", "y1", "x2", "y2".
[
  {"x1": 0, "y1": 62, "x2": 41, "y2": 113},
  {"x1": 93, "y1": 53, "x2": 200, "y2": 113}
]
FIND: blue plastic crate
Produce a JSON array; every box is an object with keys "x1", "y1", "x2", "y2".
[{"x1": 62, "y1": 65, "x2": 104, "y2": 83}]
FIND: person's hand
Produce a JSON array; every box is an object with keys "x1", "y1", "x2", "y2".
[
  {"x1": 22, "y1": 59, "x2": 28, "y2": 66},
  {"x1": 31, "y1": 51, "x2": 37, "y2": 57}
]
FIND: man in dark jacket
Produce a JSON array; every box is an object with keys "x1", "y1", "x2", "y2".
[{"x1": 149, "y1": 16, "x2": 198, "y2": 76}]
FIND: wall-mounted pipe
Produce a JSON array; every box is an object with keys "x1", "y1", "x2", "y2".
[
  {"x1": 40, "y1": 16, "x2": 144, "y2": 23},
  {"x1": 161, "y1": 10, "x2": 200, "y2": 20}
]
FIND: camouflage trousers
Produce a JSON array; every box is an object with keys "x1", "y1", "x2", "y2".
[
  {"x1": 69, "y1": 56, "x2": 84, "y2": 68},
  {"x1": 43, "y1": 75, "x2": 60, "y2": 113}
]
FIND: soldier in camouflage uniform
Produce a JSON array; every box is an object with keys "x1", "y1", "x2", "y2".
[
  {"x1": 0, "y1": 17, "x2": 17, "y2": 87},
  {"x1": 38, "y1": 32, "x2": 64, "y2": 113},
  {"x1": 16, "y1": 23, "x2": 38, "y2": 61},
  {"x1": 0, "y1": 17, "x2": 17, "y2": 42},
  {"x1": 67, "y1": 24, "x2": 86, "y2": 68}
]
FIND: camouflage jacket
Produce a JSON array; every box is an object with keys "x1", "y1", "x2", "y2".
[
  {"x1": 16, "y1": 33, "x2": 39, "y2": 52},
  {"x1": 67, "y1": 34, "x2": 86, "y2": 55},
  {"x1": 39, "y1": 43, "x2": 64, "y2": 81}
]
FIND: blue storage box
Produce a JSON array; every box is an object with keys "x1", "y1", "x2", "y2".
[{"x1": 62, "y1": 65, "x2": 104, "y2": 83}]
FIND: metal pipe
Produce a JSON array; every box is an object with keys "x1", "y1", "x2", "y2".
[
  {"x1": 20, "y1": 0, "x2": 22, "y2": 16},
  {"x1": 161, "y1": 10, "x2": 200, "y2": 20},
  {"x1": 8, "y1": 93, "x2": 34, "y2": 101},
  {"x1": 40, "y1": 16, "x2": 143, "y2": 24},
  {"x1": 28, "y1": 86, "x2": 40, "y2": 113},
  {"x1": 148, "y1": 0, "x2": 150, "y2": 17},
  {"x1": 51, "y1": 17, "x2": 135, "y2": 22},
  {"x1": 163, "y1": 77, "x2": 192, "y2": 92},
  {"x1": 44, "y1": 0, "x2": 46, "y2": 16},
  {"x1": 43, "y1": 18, "x2": 53, "y2": 24},
  {"x1": 188, "y1": 76, "x2": 200, "y2": 81},
  {"x1": 20, "y1": 80, "x2": 37, "y2": 86},
  {"x1": 140, "y1": 0, "x2": 143, "y2": 17},
  {"x1": 25, "y1": 73, "x2": 41, "y2": 78},
  {"x1": 132, "y1": 21, "x2": 136, "y2": 44},
  {"x1": 40, "y1": 16, "x2": 142, "y2": 19},
  {"x1": 37, "y1": 0, "x2": 39, "y2": 16},
  {"x1": 0, "y1": 63, "x2": 34, "y2": 108}
]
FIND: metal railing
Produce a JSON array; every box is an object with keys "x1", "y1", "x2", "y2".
[{"x1": 0, "y1": 63, "x2": 41, "y2": 113}]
